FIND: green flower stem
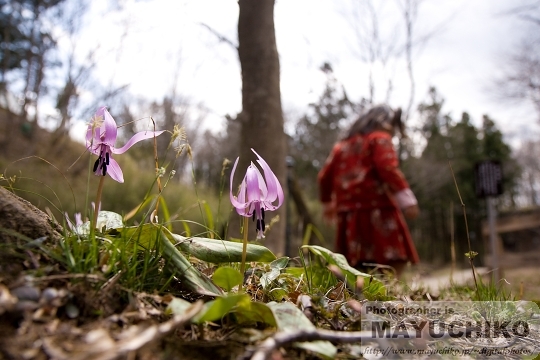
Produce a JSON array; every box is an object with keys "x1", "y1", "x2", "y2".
[
  {"x1": 92, "y1": 176, "x2": 105, "y2": 233},
  {"x1": 239, "y1": 216, "x2": 249, "y2": 292}
]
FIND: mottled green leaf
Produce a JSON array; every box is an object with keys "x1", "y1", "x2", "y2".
[
  {"x1": 168, "y1": 232, "x2": 276, "y2": 263},
  {"x1": 159, "y1": 233, "x2": 223, "y2": 297},
  {"x1": 260, "y1": 268, "x2": 281, "y2": 289},
  {"x1": 270, "y1": 256, "x2": 289, "y2": 270},
  {"x1": 121, "y1": 225, "x2": 275, "y2": 264},
  {"x1": 267, "y1": 302, "x2": 336, "y2": 359}
]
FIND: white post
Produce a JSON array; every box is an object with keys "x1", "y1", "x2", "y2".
[{"x1": 487, "y1": 196, "x2": 500, "y2": 282}]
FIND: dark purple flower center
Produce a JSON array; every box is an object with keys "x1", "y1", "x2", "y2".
[
  {"x1": 93, "y1": 145, "x2": 111, "y2": 176},
  {"x1": 252, "y1": 207, "x2": 265, "y2": 234}
]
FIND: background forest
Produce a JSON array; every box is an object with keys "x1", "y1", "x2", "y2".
[{"x1": 1, "y1": 0, "x2": 540, "y2": 269}]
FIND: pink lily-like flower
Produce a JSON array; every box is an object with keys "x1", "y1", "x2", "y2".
[
  {"x1": 230, "y1": 149, "x2": 284, "y2": 239},
  {"x1": 86, "y1": 106, "x2": 164, "y2": 183}
]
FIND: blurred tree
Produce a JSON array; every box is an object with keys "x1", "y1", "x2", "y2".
[
  {"x1": 404, "y1": 87, "x2": 519, "y2": 265},
  {"x1": 0, "y1": 1, "x2": 28, "y2": 77},
  {"x1": 290, "y1": 63, "x2": 354, "y2": 196},
  {"x1": 514, "y1": 139, "x2": 540, "y2": 206},
  {"x1": 234, "y1": 0, "x2": 287, "y2": 255},
  {"x1": 481, "y1": 114, "x2": 520, "y2": 208},
  {"x1": 1, "y1": 0, "x2": 65, "y2": 122},
  {"x1": 496, "y1": 1, "x2": 540, "y2": 119},
  {"x1": 193, "y1": 115, "x2": 240, "y2": 191}
]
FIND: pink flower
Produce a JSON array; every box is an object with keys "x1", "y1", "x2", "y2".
[
  {"x1": 230, "y1": 149, "x2": 284, "y2": 239},
  {"x1": 86, "y1": 107, "x2": 164, "y2": 183}
]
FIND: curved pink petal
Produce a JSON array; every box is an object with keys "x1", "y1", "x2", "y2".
[
  {"x1": 251, "y1": 149, "x2": 284, "y2": 208},
  {"x1": 112, "y1": 130, "x2": 165, "y2": 154},
  {"x1": 264, "y1": 171, "x2": 284, "y2": 209},
  {"x1": 253, "y1": 166, "x2": 268, "y2": 199},
  {"x1": 106, "y1": 157, "x2": 124, "y2": 183},
  {"x1": 101, "y1": 108, "x2": 118, "y2": 145},
  {"x1": 235, "y1": 178, "x2": 252, "y2": 216},
  {"x1": 245, "y1": 164, "x2": 261, "y2": 202},
  {"x1": 229, "y1": 157, "x2": 248, "y2": 210}
]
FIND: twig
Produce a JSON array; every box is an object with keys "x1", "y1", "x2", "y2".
[
  {"x1": 449, "y1": 162, "x2": 478, "y2": 292},
  {"x1": 31, "y1": 273, "x2": 105, "y2": 282},
  {"x1": 74, "y1": 300, "x2": 204, "y2": 360},
  {"x1": 244, "y1": 327, "x2": 431, "y2": 360},
  {"x1": 199, "y1": 22, "x2": 238, "y2": 50}
]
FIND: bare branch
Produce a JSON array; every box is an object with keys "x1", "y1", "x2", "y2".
[{"x1": 199, "y1": 22, "x2": 238, "y2": 50}]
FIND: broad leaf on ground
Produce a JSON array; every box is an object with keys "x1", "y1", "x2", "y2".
[{"x1": 267, "y1": 302, "x2": 337, "y2": 359}]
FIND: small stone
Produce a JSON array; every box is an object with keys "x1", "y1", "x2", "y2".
[
  {"x1": 15, "y1": 300, "x2": 39, "y2": 312},
  {"x1": 11, "y1": 286, "x2": 41, "y2": 302},
  {"x1": 65, "y1": 303, "x2": 80, "y2": 319},
  {"x1": 41, "y1": 287, "x2": 59, "y2": 303}
]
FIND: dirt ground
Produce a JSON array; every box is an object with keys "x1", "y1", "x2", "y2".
[
  {"x1": 502, "y1": 266, "x2": 540, "y2": 300},
  {"x1": 407, "y1": 264, "x2": 540, "y2": 301}
]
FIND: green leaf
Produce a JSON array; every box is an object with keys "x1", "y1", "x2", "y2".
[
  {"x1": 159, "y1": 233, "x2": 223, "y2": 297},
  {"x1": 166, "y1": 297, "x2": 193, "y2": 316},
  {"x1": 268, "y1": 288, "x2": 288, "y2": 302},
  {"x1": 121, "y1": 224, "x2": 276, "y2": 263},
  {"x1": 194, "y1": 293, "x2": 250, "y2": 323},
  {"x1": 122, "y1": 226, "x2": 223, "y2": 296},
  {"x1": 260, "y1": 256, "x2": 290, "y2": 288},
  {"x1": 260, "y1": 268, "x2": 281, "y2": 289},
  {"x1": 270, "y1": 256, "x2": 289, "y2": 270},
  {"x1": 212, "y1": 266, "x2": 243, "y2": 292},
  {"x1": 201, "y1": 201, "x2": 215, "y2": 236},
  {"x1": 234, "y1": 300, "x2": 276, "y2": 326},
  {"x1": 168, "y1": 232, "x2": 276, "y2": 263},
  {"x1": 158, "y1": 196, "x2": 172, "y2": 231},
  {"x1": 267, "y1": 302, "x2": 337, "y2": 359},
  {"x1": 302, "y1": 245, "x2": 370, "y2": 285},
  {"x1": 119, "y1": 225, "x2": 223, "y2": 296},
  {"x1": 302, "y1": 245, "x2": 389, "y2": 300}
]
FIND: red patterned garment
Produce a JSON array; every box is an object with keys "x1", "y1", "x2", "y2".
[{"x1": 318, "y1": 131, "x2": 419, "y2": 267}]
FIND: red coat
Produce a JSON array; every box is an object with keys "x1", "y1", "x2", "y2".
[{"x1": 318, "y1": 131, "x2": 419, "y2": 266}]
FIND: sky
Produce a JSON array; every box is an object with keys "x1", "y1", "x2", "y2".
[{"x1": 63, "y1": 0, "x2": 540, "y2": 147}]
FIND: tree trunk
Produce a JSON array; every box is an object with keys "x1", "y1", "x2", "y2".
[{"x1": 234, "y1": 0, "x2": 287, "y2": 256}]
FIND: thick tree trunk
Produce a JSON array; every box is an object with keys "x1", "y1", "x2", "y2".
[{"x1": 234, "y1": 0, "x2": 287, "y2": 256}]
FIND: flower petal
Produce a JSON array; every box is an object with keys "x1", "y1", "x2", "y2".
[
  {"x1": 251, "y1": 149, "x2": 284, "y2": 208},
  {"x1": 229, "y1": 157, "x2": 247, "y2": 210},
  {"x1": 234, "y1": 180, "x2": 251, "y2": 216},
  {"x1": 100, "y1": 107, "x2": 118, "y2": 145},
  {"x1": 106, "y1": 157, "x2": 124, "y2": 183},
  {"x1": 112, "y1": 130, "x2": 165, "y2": 154},
  {"x1": 245, "y1": 164, "x2": 262, "y2": 202}
]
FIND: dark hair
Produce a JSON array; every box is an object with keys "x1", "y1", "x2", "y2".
[{"x1": 345, "y1": 105, "x2": 404, "y2": 139}]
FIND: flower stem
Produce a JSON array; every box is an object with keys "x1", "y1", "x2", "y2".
[
  {"x1": 92, "y1": 176, "x2": 105, "y2": 233},
  {"x1": 152, "y1": 117, "x2": 162, "y2": 216},
  {"x1": 239, "y1": 216, "x2": 249, "y2": 292}
]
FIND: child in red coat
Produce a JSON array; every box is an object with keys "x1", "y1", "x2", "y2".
[{"x1": 318, "y1": 105, "x2": 419, "y2": 277}]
